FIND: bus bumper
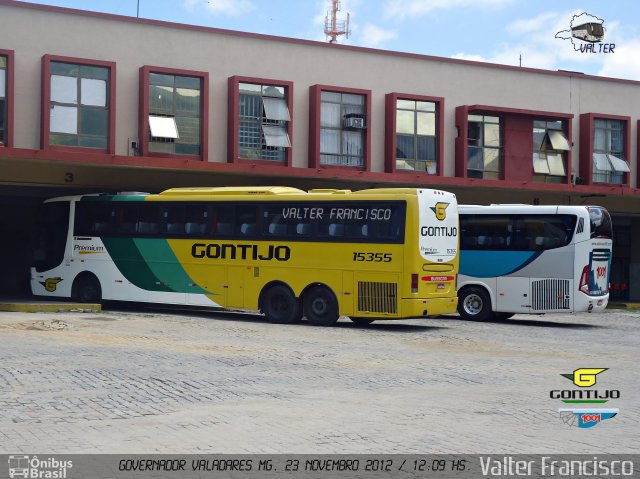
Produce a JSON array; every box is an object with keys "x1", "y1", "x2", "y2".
[{"x1": 404, "y1": 296, "x2": 458, "y2": 318}]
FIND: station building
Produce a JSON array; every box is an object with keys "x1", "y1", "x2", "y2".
[{"x1": 1, "y1": 0, "x2": 639, "y2": 300}]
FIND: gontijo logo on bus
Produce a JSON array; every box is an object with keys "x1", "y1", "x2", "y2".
[{"x1": 430, "y1": 202, "x2": 449, "y2": 221}]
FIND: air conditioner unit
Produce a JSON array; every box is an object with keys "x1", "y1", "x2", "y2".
[{"x1": 343, "y1": 114, "x2": 366, "y2": 129}]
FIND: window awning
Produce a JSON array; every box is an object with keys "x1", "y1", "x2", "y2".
[
  {"x1": 548, "y1": 130, "x2": 570, "y2": 151},
  {"x1": 149, "y1": 115, "x2": 179, "y2": 139},
  {"x1": 263, "y1": 97, "x2": 290, "y2": 121},
  {"x1": 262, "y1": 125, "x2": 291, "y2": 147},
  {"x1": 607, "y1": 154, "x2": 631, "y2": 173}
]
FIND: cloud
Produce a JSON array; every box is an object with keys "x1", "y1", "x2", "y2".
[
  {"x1": 384, "y1": 0, "x2": 513, "y2": 21},
  {"x1": 359, "y1": 24, "x2": 398, "y2": 47},
  {"x1": 183, "y1": 0, "x2": 255, "y2": 17}
]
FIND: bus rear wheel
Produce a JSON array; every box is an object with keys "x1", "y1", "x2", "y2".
[
  {"x1": 458, "y1": 286, "x2": 492, "y2": 321},
  {"x1": 304, "y1": 286, "x2": 339, "y2": 327},
  {"x1": 73, "y1": 274, "x2": 102, "y2": 303},
  {"x1": 261, "y1": 285, "x2": 301, "y2": 324}
]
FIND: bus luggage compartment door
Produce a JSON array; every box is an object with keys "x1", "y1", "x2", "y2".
[{"x1": 496, "y1": 276, "x2": 531, "y2": 313}]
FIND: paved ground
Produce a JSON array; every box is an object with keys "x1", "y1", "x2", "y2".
[{"x1": 0, "y1": 305, "x2": 638, "y2": 453}]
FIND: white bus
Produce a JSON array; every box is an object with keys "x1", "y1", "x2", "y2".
[{"x1": 457, "y1": 204, "x2": 612, "y2": 321}]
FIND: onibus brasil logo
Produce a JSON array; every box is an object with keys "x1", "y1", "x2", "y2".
[
  {"x1": 7, "y1": 455, "x2": 73, "y2": 478},
  {"x1": 551, "y1": 368, "x2": 619, "y2": 428}
]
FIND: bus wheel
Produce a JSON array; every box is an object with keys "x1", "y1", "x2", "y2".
[
  {"x1": 261, "y1": 285, "x2": 301, "y2": 324},
  {"x1": 350, "y1": 317, "x2": 375, "y2": 326},
  {"x1": 73, "y1": 274, "x2": 102, "y2": 303},
  {"x1": 458, "y1": 287, "x2": 491, "y2": 321},
  {"x1": 304, "y1": 286, "x2": 339, "y2": 326}
]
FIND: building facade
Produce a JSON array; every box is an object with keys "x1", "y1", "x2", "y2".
[{"x1": 1, "y1": 0, "x2": 639, "y2": 299}]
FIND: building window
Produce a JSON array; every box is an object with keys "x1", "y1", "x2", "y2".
[
  {"x1": 0, "y1": 55, "x2": 7, "y2": 146},
  {"x1": 48, "y1": 61, "x2": 110, "y2": 149},
  {"x1": 532, "y1": 120, "x2": 570, "y2": 183},
  {"x1": 592, "y1": 118, "x2": 629, "y2": 184},
  {"x1": 238, "y1": 82, "x2": 291, "y2": 161},
  {"x1": 395, "y1": 99, "x2": 437, "y2": 173},
  {"x1": 467, "y1": 114, "x2": 501, "y2": 179},
  {"x1": 148, "y1": 73, "x2": 202, "y2": 155},
  {"x1": 320, "y1": 91, "x2": 365, "y2": 167}
]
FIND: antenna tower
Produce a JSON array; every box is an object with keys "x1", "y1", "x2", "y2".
[{"x1": 324, "y1": 0, "x2": 350, "y2": 43}]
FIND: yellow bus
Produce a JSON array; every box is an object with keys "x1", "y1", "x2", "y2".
[{"x1": 31, "y1": 186, "x2": 459, "y2": 326}]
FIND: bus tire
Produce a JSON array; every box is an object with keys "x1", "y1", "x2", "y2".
[
  {"x1": 458, "y1": 286, "x2": 492, "y2": 321},
  {"x1": 73, "y1": 273, "x2": 102, "y2": 303},
  {"x1": 261, "y1": 285, "x2": 301, "y2": 324},
  {"x1": 350, "y1": 317, "x2": 375, "y2": 326},
  {"x1": 304, "y1": 286, "x2": 339, "y2": 326}
]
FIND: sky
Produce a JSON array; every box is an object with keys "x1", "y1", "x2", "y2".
[{"x1": 17, "y1": 0, "x2": 640, "y2": 80}]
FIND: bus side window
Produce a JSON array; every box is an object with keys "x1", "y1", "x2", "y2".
[
  {"x1": 236, "y1": 206, "x2": 257, "y2": 237},
  {"x1": 137, "y1": 204, "x2": 160, "y2": 235},
  {"x1": 162, "y1": 204, "x2": 186, "y2": 235},
  {"x1": 185, "y1": 204, "x2": 208, "y2": 237}
]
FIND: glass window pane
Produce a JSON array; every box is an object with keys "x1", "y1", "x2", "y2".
[
  {"x1": 50, "y1": 105, "x2": 77, "y2": 134},
  {"x1": 548, "y1": 130, "x2": 570, "y2": 151},
  {"x1": 533, "y1": 152, "x2": 550, "y2": 174},
  {"x1": 342, "y1": 130, "x2": 363, "y2": 156},
  {"x1": 149, "y1": 73, "x2": 174, "y2": 86},
  {"x1": 51, "y1": 75, "x2": 78, "y2": 104},
  {"x1": 149, "y1": 115, "x2": 178, "y2": 139},
  {"x1": 0, "y1": 69, "x2": 5, "y2": 99},
  {"x1": 417, "y1": 136, "x2": 436, "y2": 162},
  {"x1": 342, "y1": 93, "x2": 364, "y2": 105},
  {"x1": 239, "y1": 82, "x2": 261, "y2": 93},
  {"x1": 79, "y1": 65, "x2": 108, "y2": 80},
  {"x1": 533, "y1": 127, "x2": 546, "y2": 151},
  {"x1": 80, "y1": 78, "x2": 107, "y2": 107},
  {"x1": 547, "y1": 153, "x2": 566, "y2": 176},
  {"x1": 594, "y1": 127, "x2": 606, "y2": 151},
  {"x1": 483, "y1": 148, "x2": 500, "y2": 172},
  {"x1": 320, "y1": 91, "x2": 341, "y2": 102},
  {"x1": 320, "y1": 102, "x2": 341, "y2": 128},
  {"x1": 468, "y1": 146, "x2": 483, "y2": 170},
  {"x1": 396, "y1": 110, "x2": 414, "y2": 134},
  {"x1": 262, "y1": 85, "x2": 284, "y2": 98},
  {"x1": 320, "y1": 129, "x2": 340, "y2": 154},
  {"x1": 175, "y1": 116, "x2": 200, "y2": 144},
  {"x1": 51, "y1": 62, "x2": 79, "y2": 76},
  {"x1": 607, "y1": 154, "x2": 630, "y2": 173},
  {"x1": 79, "y1": 107, "x2": 108, "y2": 136},
  {"x1": 175, "y1": 88, "x2": 200, "y2": 115},
  {"x1": 175, "y1": 75, "x2": 200, "y2": 89},
  {"x1": 593, "y1": 153, "x2": 612, "y2": 171},
  {"x1": 150, "y1": 85, "x2": 174, "y2": 114},
  {"x1": 396, "y1": 99, "x2": 414, "y2": 110},
  {"x1": 484, "y1": 123, "x2": 500, "y2": 147},
  {"x1": 263, "y1": 97, "x2": 290, "y2": 121},
  {"x1": 262, "y1": 125, "x2": 291, "y2": 147},
  {"x1": 396, "y1": 134, "x2": 414, "y2": 160},
  {"x1": 417, "y1": 112, "x2": 435, "y2": 136},
  {"x1": 416, "y1": 101, "x2": 436, "y2": 112}
]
